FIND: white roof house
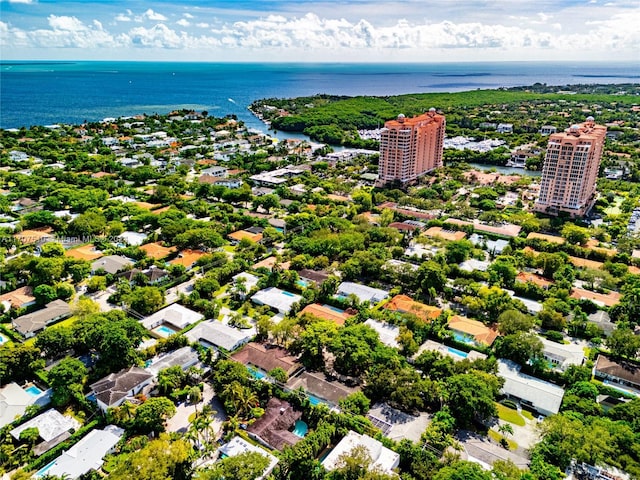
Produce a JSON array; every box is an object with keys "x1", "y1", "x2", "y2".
[
  {"x1": 11, "y1": 408, "x2": 80, "y2": 442},
  {"x1": 498, "y1": 360, "x2": 565, "y2": 416},
  {"x1": 336, "y1": 282, "x2": 389, "y2": 304},
  {"x1": 91, "y1": 255, "x2": 134, "y2": 275},
  {"x1": 186, "y1": 321, "x2": 254, "y2": 352},
  {"x1": 0, "y1": 383, "x2": 49, "y2": 429},
  {"x1": 232, "y1": 272, "x2": 260, "y2": 295},
  {"x1": 141, "y1": 304, "x2": 204, "y2": 331},
  {"x1": 539, "y1": 338, "x2": 585, "y2": 372},
  {"x1": 251, "y1": 287, "x2": 302, "y2": 314},
  {"x1": 459, "y1": 259, "x2": 491, "y2": 272},
  {"x1": 322, "y1": 430, "x2": 399, "y2": 475},
  {"x1": 118, "y1": 231, "x2": 147, "y2": 246},
  {"x1": 145, "y1": 346, "x2": 202, "y2": 377},
  {"x1": 34, "y1": 425, "x2": 124, "y2": 479},
  {"x1": 364, "y1": 319, "x2": 400, "y2": 349},
  {"x1": 217, "y1": 436, "x2": 278, "y2": 480}
]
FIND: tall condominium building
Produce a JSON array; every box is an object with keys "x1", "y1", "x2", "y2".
[
  {"x1": 534, "y1": 117, "x2": 607, "y2": 217},
  {"x1": 378, "y1": 109, "x2": 445, "y2": 186}
]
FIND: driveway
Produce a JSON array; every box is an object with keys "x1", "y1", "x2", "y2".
[
  {"x1": 165, "y1": 278, "x2": 197, "y2": 305},
  {"x1": 166, "y1": 383, "x2": 227, "y2": 436}
]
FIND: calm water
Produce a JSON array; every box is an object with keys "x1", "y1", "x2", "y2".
[{"x1": 1, "y1": 61, "x2": 638, "y2": 129}]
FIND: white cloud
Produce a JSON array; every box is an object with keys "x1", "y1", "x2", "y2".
[
  {"x1": 1, "y1": 9, "x2": 638, "y2": 60},
  {"x1": 115, "y1": 14, "x2": 131, "y2": 22},
  {"x1": 5, "y1": 0, "x2": 37, "y2": 4},
  {"x1": 140, "y1": 9, "x2": 167, "y2": 22},
  {"x1": 183, "y1": 13, "x2": 194, "y2": 19}
]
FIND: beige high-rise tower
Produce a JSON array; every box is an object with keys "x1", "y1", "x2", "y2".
[
  {"x1": 378, "y1": 109, "x2": 445, "y2": 186},
  {"x1": 534, "y1": 117, "x2": 607, "y2": 217}
]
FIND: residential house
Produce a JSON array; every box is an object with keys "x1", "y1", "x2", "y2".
[
  {"x1": 0, "y1": 383, "x2": 49, "y2": 429},
  {"x1": 91, "y1": 255, "x2": 134, "y2": 275},
  {"x1": 497, "y1": 123, "x2": 514, "y2": 133},
  {"x1": 252, "y1": 256, "x2": 290, "y2": 271},
  {"x1": 247, "y1": 398, "x2": 303, "y2": 450},
  {"x1": 252, "y1": 287, "x2": 302, "y2": 314},
  {"x1": 299, "y1": 304, "x2": 354, "y2": 327},
  {"x1": 594, "y1": 355, "x2": 640, "y2": 397},
  {"x1": 10, "y1": 408, "x2": 80, "y2": 456},
  {"x1": 322, "y1": 431, "x2": 400, "y2": 475},
  {"x1": 515, "y1": 272, "x2": 554, "y2": 289},
  {"x1": 0, "y1": 286, "x2": 36, "y2": 311},
  {"x1": 448, "y1": 315, "x2": 500, "y2": 347},
  {"x1": 217, "y1": 436, "x2": 278, "y2": 480},
  {"x1": 336, "y1": 282, "x2": 389, "y2": 305},
  {"x1": 540, "y1": 338, "x2": 585, "y2": 372},
  {"x1": 297, "y1": 269, "x2": 330, "y2": 286},
  {"x1": 89, "y1": 366, "x2": 154, "y2": 413},
  {"x1": 141, "y1": 304, "x2": 204, "y2": 331},
  {"x1": 139, "y1": 242, "x2": 177, "y2": 260},
  {"x1": 286, "y1": 371, "x2": 359, "y2": 406},
  {"x1": 414, "y1": 340, "x2": 487, "y2": 363},
  {"x1": 33, "y1": 425, "x2": 124, "y2": 479},
  {"x1": 423, "y1": 226, "x2": 467, "y2": 241},
  {"x1": 385, "y1": 294, "x2": 442, "y2": 322},
  {"x1": 570, "y1": 288, "x2": 621, "y2": 307},
  {"x1": 498, "y1": 360, "x2": 565, "y2": 416},
  {"x1": 65, "y1": 244, "x2": 104, "y2": 261},
  {"x1": 364, "y1": 319, "x2": 400, "y2": 349},
  {"x1": 231, "y1": 342, "x2": 301, "y2": 377},
  {"x1": 186, "y1": 320, "x2": 254, "y2": 352},
  {"x1": 228, "y1": 230, "x2": 263, "y2": 244},
  {"x1": 118, "y1": 231, "x2": 147, "y2": 246},
  {"x1": 232, "y1": 272, "x2": 260, "y2": 298},
  {"x1": 145, "y1": 346, "x2": 202, "y2": 377},
  {"x1": 169, "y1": 249, "x2": 206, "y2": 269},
  {"x1": 12, "y1": 300, "x2": 71, "y2": 338}
]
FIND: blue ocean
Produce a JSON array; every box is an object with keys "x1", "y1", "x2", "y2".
[{"x1": 1, "y1": 61, "x2": 638, "y2": 130}]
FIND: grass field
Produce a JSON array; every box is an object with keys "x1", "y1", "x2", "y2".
[
  {"x1": 489, "y1": 429, "x2": 518, "y2": 450},
  {"x1": 496, "y1": 403, "x2": 526, "y2": 426},
  {"x1": 521, "y1": 409, "x2": 535, "y2": 421}
]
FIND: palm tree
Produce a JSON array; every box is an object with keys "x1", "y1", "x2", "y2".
[{"x1": 497, "y1": 423, "x2": 514, "y2": 449}]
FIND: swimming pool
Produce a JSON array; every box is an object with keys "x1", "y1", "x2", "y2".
[
  {"x1": 308, "y1": 394, "x2": 326, "y2": 406},
  {"x1": 154, "y1": 325, "x2": 177, "y2": 337},
  {"x1": 452, "y1": 332, "x2": 474, "y2": 345},
  {"x1": 25, "y1": 385, "x2": 43, "y2": 396},
  {"x1": 292, "y1": 420, "x2": 308, "y2": 437},
  {"x1": 35, "y1": 459, "x2": 57, "y2": 478},
  {"x1": 447, "y1": 346, "x2": 468, "y2": 359},
  {"x1": 296, "y1": 279, "x2": 308, "y2": 288},
  {"x1": 248, "y1": 367, "x2": 267, "y2": 380},
  {"x1": 281, "y1": 291, "x2": 296, "y2": 297},
  {"x1": 0, "y1": 333, "x2": 7, "y2": 345},
  {"x1": 322, "y1": 304, "x2": 345, "y2": 314}
]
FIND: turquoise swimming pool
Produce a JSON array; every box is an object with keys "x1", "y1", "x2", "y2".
[
  {"x1": 154, "y1": 325, "x2": 177, "y2": 337},
  {"x1": 447, "y1": 346, "x2": 468, "y2": 359},
  {"x1": 248, "y1": 367, "x2": 267, "y2": 380},
  {"x1": 296, "y1": 279, "x2": 308, "y2": 288},
  {"x1": 0, "y1": 333, "x2": 7, "y2": 345},
  {"x1": 282, "y1": 291, "x2": 296, "y2": 297},
  {"x1": 25, "y1": 385, "x2": 43, "y2": 396},
  {"x1": 308, "y1": 394, "x2": 326, "y2": 406},
  {"x1": 292, "y1": 420, "x2": 308, "y2": 437},
  {"x1": 452, "y1": 332, "x2": 474, "y2": 345},
  {"x1": 35, "y1": 459, "x2": 57, "y2": 477}
]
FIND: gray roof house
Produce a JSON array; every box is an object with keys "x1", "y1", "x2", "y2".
[
  {"x1": 251, "y1": 287, "x2": 302, "y2": 314},
  {"x1": 34, "y1": 425, "x2": 124, "y2": 479},
  {"x1": 12, "y1": 300, "x2": 71, "y2": 338},
  {"x1": 0, "y1": 383, "x2": 49, "y2": 429},
  {"x1": 91, "y1": 255, "x2": 134, "y2": 274},
  {"x1": 145, "y1": 346, "x2": 202, "y2": 377},
  {"x1": 89, "y1": 366, "x2": 154, "y2": 413},
  {"x1": 498, "y1": 360, "x2": 565, "y2": 416}
]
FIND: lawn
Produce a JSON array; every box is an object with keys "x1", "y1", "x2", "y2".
[
  {"x1": 521, "y1": 409, "x2": 535, "y2": 421},
  {"x1": 489, "y1": 429, "x2": 518, "y2": 450},
  {"x1": 496, "y1": 403, "x2": 526, "y2": 426}
]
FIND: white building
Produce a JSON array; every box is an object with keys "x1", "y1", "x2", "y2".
[
  {"x1": 336, "y1": 282, "x2": 389, "y2": 304},
  {"x1": 498, "y1": 359, "x2": 565, "y2": 416},
  {"x1": 251, "y1": 287, "x2": 302, "y2": 314},
  {"x1": 364, "y1": 319, "x2": 400, "y2": 349},
  {"x1": 34, "y1": 425, "x2": 124, "y2": 479},
  {"x1": 217, "y1": 436, "x2": 278, "y2": 480},
  {"x1": 11, "y1": 408, "x2": 80, "y2": 443},
  {"x1": 141, "y1": 304, "x2": 204, "y2": 331},
  {"x1": 186, "y1": 320, "x2": 254, "y2": 352},
  {"x1": 540, "y1": 338, "x2": 585, "y2": 372},
  {"x1": 322, "y1": 431, "x2": 399, "y2": 475},
  {"x1": 0, "y1": 383, "x2": 49, "y2": 429}
]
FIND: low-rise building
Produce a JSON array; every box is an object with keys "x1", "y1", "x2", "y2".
[
  {"x1": 448, "y1": 315, "x2": 500, "y2": 347},
  {"x1": 498, "y1": 359, "x2": 565, "y2": 416},
  {"x1": 186, "y1": 320, "x2": 254, "y2": 352},
  {"x1": 91, "y1": 255, "x2": 134, "y2": 274},
  {"x1": 251, "y1": 287, "x2": 302, "y2": 314},
  {"x1": 385, "y1": 294, "x2": 442, "y2": 322},
  {"x1": 89, "y1": 366, "x2": 154, "y2": 413},
  {"x1": 594, "y1": 355, "x2": 640, "y2": 397},
  {"x1": 231, "y1": 342, "x2": 301, "y2": 377},
  {"x1": 33, "y1": 425, "x2": 124, "y2": 479},
  {"x1": 217, "y1": 436, "x2": 278, "y2": 480},
  {"x1": 12, "y1": 300, "x2": 71, "y2": 338},
  {"x1": 0, "y1": 286, "x2": 36, "y2": 311},
  {"x1": 364, "y1": 319, "x2": 400, "y2": 349},
  {"x1": 540, "y1": 338, "x2": 585, "y2": 372},
  {"x1": 0, "y1": 383, "x2": 49, "y2": 429},
  {"x1": 299, "y1": 303, "x2": 353, "y2": 326},
  {"x1": 141, "y1": 304, "x2": 204, "y2": 332},
  {"x1": 247, "y1": 398, "x2": 303, "y2": 451},
  {"x1": 322, "y1": 430, "x2": 400, "y2": 475},
  {"x1": 145, "y1": 346, "x2": 202, "y2": 377},
  {"x1": 336, "y1": 282, "x2": 389, "y2": 305}
]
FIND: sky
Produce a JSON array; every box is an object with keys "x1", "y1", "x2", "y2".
[{"x1": 0, "y1": 0, "x2": 639, "y2": 63}]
